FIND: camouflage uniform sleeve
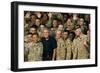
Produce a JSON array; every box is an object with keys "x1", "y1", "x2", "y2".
[
  {"x1": 38, "y1": 42, "x2": 43, "y2": 61},
  {"x1": 72, "y1": 39, "x2": 78, "y2": 59},
  {"x1": 83, "y1": 35, "x2": 89, "y2": 48},
  {"x1": 24, "y1": 43, "x2": 29, "y2": 61},
  {"x1": 24, "y1": 43, "x2": 29, "y2": 56},
  {"x1": 66, "y1": 41, "x2": 72, "y2": 60},
  {"x1": 84, "y1": 35, "x2": 88, "y2": 42}
]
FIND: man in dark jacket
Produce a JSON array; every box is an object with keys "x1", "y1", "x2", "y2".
[{"x1": 41, "y1": 28, "x2": 57, "y2": 61}]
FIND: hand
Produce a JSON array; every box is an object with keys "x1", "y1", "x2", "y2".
[{"x1": 83, "y1": 42, "x2": 88, "y2": 48}]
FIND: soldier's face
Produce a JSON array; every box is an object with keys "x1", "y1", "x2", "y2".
[
  {"x1": 67, "y1": 19, "x2": 72, "y2": 25},
  {"x1": 40, "y1": 25, "x2": 45, "y2": 31},
  {"x1": 75, "y1": 29, "x2": 81, "y2": 36},
  {"x1": 69, "y1": 33, "x2": 74, "y2": 41},
  {"x1": 79, "y1": 19, "x2": 84, "y2": 26},
  {"x1": 42, "y1": 14, "x2": 48, "y2": 21},
  {"x1": 30, "y1": 28, "x2": 37, "y2": 34},
  {"x1": 48, "y1": 12, "x2": 53, "y2": 18},
  {"x1": 58, "y1": 25, "x2": 64, "y2": 31},
  {"x1": 32, "y1": 35, "x2": 38, "y2": 42},
  {"x1": 36, "y1": 19, "x2": 41, "y2": 26},
  {"x1": 53, "y1": 20, "x2": 58, "y2": 27},
  {"x1": 26, "y1": 34, "x2": 32, "y2": 42},
  {"x1": 31, "y1": 15, "x2": 36, "y2": 22},
  {"x1": 56, "y1": 31, "x2": 62, "y2": 39},
  {"x1": 43, "y1": 29, "x2": 50, "y2": 38},
  {"x1": 63, "y1": 32, "x2": 68, "y2": 39}
]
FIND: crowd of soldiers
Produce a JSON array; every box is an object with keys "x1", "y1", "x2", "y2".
[{"x1": 24, "y1": 11, "x2": 90, "y2": 62}]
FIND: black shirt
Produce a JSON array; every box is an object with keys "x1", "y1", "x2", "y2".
[{"x1": 41, "y1": 36, "x2": 57, "y2": 61}]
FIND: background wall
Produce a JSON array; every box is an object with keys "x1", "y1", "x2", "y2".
[{"x1": 0, "y1": 0, "x2": 99, "y2": 73}]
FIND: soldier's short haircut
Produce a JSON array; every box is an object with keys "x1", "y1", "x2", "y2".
[
  {"x1": 30, "y1": 25, "x2": 38, "y2": 30},
  {"x1": 64, "y1": 29, "x2": 70, "y2": 34},
  {"x1": 43, "y1": 27, "x2": 50, "y2": 32},
  {"x1": 51, "y1": 18, "x2": 59, "y2": 28},
  {"x1": 53, "y1": 18, "x2": 59, "y2": 21},
  {"x1": 32, "y1": 33, "x2": 39, "y2": 37},
  {"x1": 75, "y1": 27, "x2": 82, "y2": 33},
  {"x1": 41, "y1": 13, "x2": 49, "y2": 20},
  {"x1": 56, "y1": 30, "x2": 62, "y2": 34},
  {"x1": 27, "y1": 33, "x2": 33, "y2": 36},
  {"x1": 80, "y1": 18, "x2": 84, "y2": 22},
  {"x1": 30, "y1": 13, "x2": 37, "y2": 18}
]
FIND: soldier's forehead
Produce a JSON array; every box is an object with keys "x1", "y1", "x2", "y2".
[
  {"x1": 56, "y1": 30, "x2": 62, "y2": 34},
  {"x1": 43, "y1": 29, "x2": 49, "y2": 32},
  {"x1": 80, "y1": 18, "x2": 84, "y2": 21},
  {"x1": 76, "y1": 28, "x2": 81, "y2": 31},
  {"x1": 32, "y1": 35, "x2": 38, "y2": 37}
]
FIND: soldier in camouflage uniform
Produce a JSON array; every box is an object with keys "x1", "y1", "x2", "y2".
[
  {"x1": 65, "y1": 39, "x2": 72, "y2": 60},
  {"x1": 54, "y1": 30, "x2": 66, "y2": 60},
  {"x1": 72, "y1": 28, "x2": 89, "y2": 59},
  {"x1": 62, "y1": 30, "x2": 72, "y2": 60},
  {"x1": 27, "y1": 33, "x2": 43, "y2": 61},
  {"x1": 51, "y1": 18, "x2": 59, "y2": 37},
  {"x1": 86, "y1": 29, "x2": 90, "y2": 58},
  {"x1": 65, "y1": 32, "x2": 75, "y2": 60},
  {"x1": 79, "y1": 18, "x2": 88, "y2": 35},
  {"x1": 24, "y1": 33, "x2": 33, "y2": 62}
]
